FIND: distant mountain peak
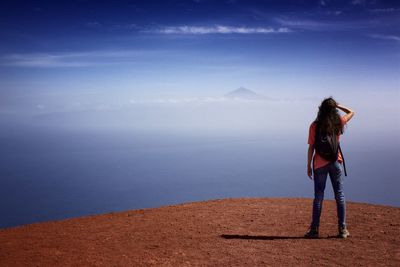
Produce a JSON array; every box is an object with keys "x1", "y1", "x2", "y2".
[{"x1": 225, "y1": 87, "x2": 261, "y2": 99}]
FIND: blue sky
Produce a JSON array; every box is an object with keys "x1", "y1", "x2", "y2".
[{"x1": 0, "y1": 0, "x2": 399, "y2": 113}]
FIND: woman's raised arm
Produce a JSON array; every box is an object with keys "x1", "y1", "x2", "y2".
[{"x1": 337, "y1": 104, "x2": 355, "y2": 122}]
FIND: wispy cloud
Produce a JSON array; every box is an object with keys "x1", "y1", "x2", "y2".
[
  {"x1": 276, "y1": 17, "x2": 379, "y2": 31},
  {"x1": 1, "y1": 53, "x2": 91, "y2": 67},
  {"x1": 351, "y1": 0, "x2": 366, "y2": 5},
  {"x1": 86, "y1": 21, "x2": 102, "y2": 28},
  {"x1": 369, "y1": 34, "x2": 400, "y2": 43},
  {"x1": 151, "y1": 25, "x2": 291, "y2": 34},
  {"x1": 276, "y1": 18, "x2": 342, "y2": 31},
  {"x1": 0, "y1": 50, "x2": 168, "y2": 68},
  {"x1": 326, "y1": 10, "x2": 343, "y2": 16},
  {"x1": 142, "y1": 96, "x2": 265, "y2": 105},
  {"x1": 369, "y1": 8, "x2": 400, "y2": 13}
]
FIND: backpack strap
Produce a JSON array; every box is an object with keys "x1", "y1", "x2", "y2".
[
  {"x1": 313, "y1": 121, "x2": 318, "y2": 172},
  {"x1": 338, "y1": 144, "x2": 347, "y2": 176}
]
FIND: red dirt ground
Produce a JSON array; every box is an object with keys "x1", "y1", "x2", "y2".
[{"x1": 1, "y1": 198, "x2": 399, "y2": 266}]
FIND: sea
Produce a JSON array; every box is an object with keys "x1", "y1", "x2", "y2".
[{"x1": 1, "y1": 113, "x2": 399, "y2": 228}]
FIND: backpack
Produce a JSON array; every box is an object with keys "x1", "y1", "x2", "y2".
[{"x1": 314, "y1": 122, "x2": 347, "y2": 176}]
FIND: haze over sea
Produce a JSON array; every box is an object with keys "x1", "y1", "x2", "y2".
[
  {"x1": 0, "y1": 1, "x2": 399, "y2": 228},
  {"x1": 1, "y1": 90, "x2": 399, "y2": 228}
]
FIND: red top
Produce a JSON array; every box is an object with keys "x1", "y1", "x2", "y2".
[{"x1": 308, "y1": 116, "x2": 347, "y2": 170}]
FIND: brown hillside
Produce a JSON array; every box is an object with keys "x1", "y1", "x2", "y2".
[{"x1": 0, "y1": 198, "x2": 399, "y2": 266}]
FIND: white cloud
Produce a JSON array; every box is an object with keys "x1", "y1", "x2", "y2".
[
  {"x1": 182, "y1": 97, "x2": 199, "y2": 103},
  {"x1": 276, "y1": 18, "x2": 338, "y2": 31},
  {"x1": 167, "y1": 98, "x2": 180, "y2": 103},
  {"x1": 153, "y1": 25, "x2": 291, "y2": 34},
  {"x1": 152, "y1": 98, "x2": 189, "y2": 104},
  {"x1": 276, "y1": 17, "x2": 370, "y2": 31},
  {"x1": 1, "y1": 56, "x2": 90, "y2": 68},
  {"x1": 204, "y1": 97, "x2": 226, "y2": 102},
  {"x1": 0, "y1": 50, "x2": 167, "y2": 68},
  {"x1": 145, "y1": 96, "x2": 267, "y2": 105},
  {"x1": 369, "y1": 34, "x2": 400, "y2": 43}
]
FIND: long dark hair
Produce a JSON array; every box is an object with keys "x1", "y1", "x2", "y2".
[{"x1": 315, "y1": 97, "x2": 343, "y2": 135}]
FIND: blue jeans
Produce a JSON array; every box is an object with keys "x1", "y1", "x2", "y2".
[{"x1": 311, "y1": 161, "x2": 346, "y2": 228}]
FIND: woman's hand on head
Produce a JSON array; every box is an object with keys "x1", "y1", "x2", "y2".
[{"x1": 336, "y1": 104, "x2": 355, "y2": 122}]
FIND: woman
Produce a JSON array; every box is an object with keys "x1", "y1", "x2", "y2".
[{"x1": 305, "y1": 97, "x2": 354, "y2": 239}]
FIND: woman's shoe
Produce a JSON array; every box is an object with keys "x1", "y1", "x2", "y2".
[
  {"x1": 338, "y1": 226, "x2": 350, "y2": 238},
  {"x1": 304, "y1": 226, "x2": 319, "y2": 238}
]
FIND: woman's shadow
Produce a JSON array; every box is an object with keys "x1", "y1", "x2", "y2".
[{"x1": 221, "y1": 234, "x2": 339, "y2": 240}]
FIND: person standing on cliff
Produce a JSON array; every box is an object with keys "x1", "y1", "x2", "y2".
[{"x1": 305, "y1": 97, "x2": 355, "y2": 239}]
